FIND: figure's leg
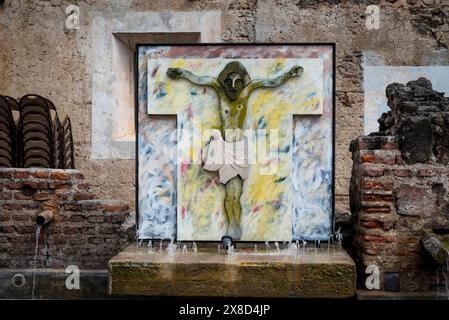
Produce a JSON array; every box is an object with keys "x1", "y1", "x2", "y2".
[
  {"x1": 224, "y1": 176, "x2": 243, "y2": 239},
  {"x1": 232, "y1": 180, "x2": 243, "y2": 237},
  {"x1": 224, "y1": 191, "x2": 234, "y2": 235}
]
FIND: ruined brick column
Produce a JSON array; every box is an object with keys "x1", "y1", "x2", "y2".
[{"x1": 351, "y1": 78, "x2": 449, "y2": 292}]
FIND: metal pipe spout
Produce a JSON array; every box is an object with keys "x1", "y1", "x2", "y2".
[
  {"x1": 222, "y1": 236, "x2": 234, "y2": 255},
  {"x1": 35, "y1": 210, "x2": 54, "y2": 226}
]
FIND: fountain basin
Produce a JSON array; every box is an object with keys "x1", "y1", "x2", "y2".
[
  {"x1": 0, "y1": 269, "x2": 108, "y2": 299},
  {"x1": 108, "y1": 244, "x2": 356, "y2": 298}
]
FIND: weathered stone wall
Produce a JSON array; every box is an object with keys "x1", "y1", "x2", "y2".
[
  {"x1": 350, "y1": 78, "x2": 449, "y2": 291},
  {"x1": 350, "y1": 136, "x2": 449, "y2": 291},
  {"x1": 0, "y1": 0, "x2": 448, "y2": 217},
  {"x1": 0, "y1": 168, "x2": 134, "y2": 269}
]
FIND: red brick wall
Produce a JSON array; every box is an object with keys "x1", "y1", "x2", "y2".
[
  {"x1": 0, "y1": 168, "x2": 134, "y2": 269},
  {"x1": 350, "y1": 135, "x2": 449, "y2": 291}
]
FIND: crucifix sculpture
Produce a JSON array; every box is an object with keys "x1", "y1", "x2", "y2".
[{"x1": 167, "y1": 62, "x2": 303, "y2": 240}]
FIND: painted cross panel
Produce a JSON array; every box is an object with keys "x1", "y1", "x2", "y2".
[{"x1": 137, "y1": 45, "x2": 334, "y2": 242}]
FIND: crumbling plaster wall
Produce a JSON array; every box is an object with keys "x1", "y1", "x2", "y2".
[{"x1": 0, "y1": 0, "x2": 448, "y2": 216}]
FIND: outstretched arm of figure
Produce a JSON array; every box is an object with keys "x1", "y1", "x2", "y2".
[
  {"x1": 167, "y1": 67, "x2": 220, "y2": 91},
  {"x1": 245, "y1": 65, "x2": 304, "y2": 94}
]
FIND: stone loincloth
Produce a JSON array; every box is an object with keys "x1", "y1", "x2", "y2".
[{"x1": 202, "y1": 130, "x2": 248, "y2": 184}]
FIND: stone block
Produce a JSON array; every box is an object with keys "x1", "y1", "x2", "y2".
[{"x1": 395, "y1": 185, "x2": 436, "y2": 217}]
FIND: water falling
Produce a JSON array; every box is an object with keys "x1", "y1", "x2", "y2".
[
  {"x1": 32, "y1": 225, "x2": 42, "y2": 300},
  {"x1": 441, "y1": 265, "x2": 448, "y2": 298},
  {"x1": 159, "y1": 239, "x2": 163, "y2": 252},
  {"x1": 192, "y1": 241, "x2": 198, "y2": 254},
  {"x1": 227, "y1": 244, "x2": 234, "y2": 256},
  {"x1": 265, "y1": 241, "x2": 270, "y2": 253},
  {"x1": 254, "y1": 244, "x2": 258, "y2": 253},
  {"x1": 147, "y1": 240, "x2": 153, "y2": 253},
  {"x1": 166, "y1": 238, "x2": 177, "y2": 256},
  {"x1": 274, "y1": 242, "x2": 280, "y2": 254},
  {"x1": 443, "y1": 250, "x2": 449, "y2": 300},
  {"x1": 436, "y1": 268, "x2": 440, "y2": 292},
  {"x1": 287, "y1": 241, "x2": 297, "y2": 255},
  {"x1": 302, "y1": 241, "x2": 306, "y2": 255},
  {"x1": 446, "y1": 250, "x2": 449, "y2": 300},
  {"x1": 138, "y1": 239, "x2": 143, "y2": 248},
  {"x1": 335, "y1": 228, "x2": 343, "y2": 251},
  {"x1": 183, "y1": 244, "x2": 188, "y2": 255}
]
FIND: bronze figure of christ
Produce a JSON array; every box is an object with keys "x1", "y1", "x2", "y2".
[{"x1": 167, "y1": 61, "x2": 303, "y2": 240}]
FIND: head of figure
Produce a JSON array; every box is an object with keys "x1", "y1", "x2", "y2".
[{"x1": 218, "y1": 62, "x2": 251, "y2": 101}]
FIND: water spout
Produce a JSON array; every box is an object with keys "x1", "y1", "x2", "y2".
[
  {"x1": 35, "y1": 210, "x2": 54, "y2": 226},
  {"x1": 221, "y1": 236, "x2": 233, "y2": 255}
]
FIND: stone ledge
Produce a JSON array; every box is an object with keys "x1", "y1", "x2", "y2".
[
  {"x1": 357, "y1": 289, "x2": 449, "y2": 300},
  {"x1": 108, "y1": 244, "x2": 356, "y2": 298}
]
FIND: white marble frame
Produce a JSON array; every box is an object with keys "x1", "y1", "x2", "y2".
[{"x1": 90, "y1": 11, "x2": 222, "y2": 159}]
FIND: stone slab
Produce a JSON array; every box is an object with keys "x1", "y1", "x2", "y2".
[{"x1": 108, "y1": 244, "x2": 356, "y2": 298}]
